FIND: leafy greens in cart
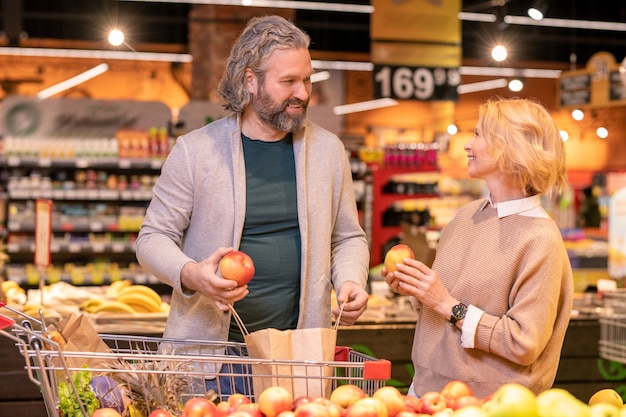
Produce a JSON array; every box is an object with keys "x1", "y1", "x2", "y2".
[{"x1": 58, "y1": 368, "x2": 100, "y2": 417}]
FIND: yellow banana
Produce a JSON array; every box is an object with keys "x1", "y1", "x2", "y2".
[
  {"x1": 160, "y1": 301, "x2": 170, "y2": 313},
  {"x1": 80, "y1": 298, "x2": 106, "y2": 313},
  {"x1": 116, "y1": 292, "x2": 161, "y2": 313},
  {"x1": 105, "y1": 279, "x2": 132, "y2": 298},
  {"x1": 92, "y1": 301, "x2": 137, "y2": 315},
  {"x1": 117, "y1": 285, "x2": 162, "y2": 307},
  {"x1": 2, "y1": 280, "x2": 21, "y2": 292}
]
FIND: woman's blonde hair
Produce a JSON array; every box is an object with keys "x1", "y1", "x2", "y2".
[
  {"x1": 478, "y1": 97, "x2": 568, "y2": 196},
  {"x1": 217, "y1": 15, "x2": 311, "y2": 113}
]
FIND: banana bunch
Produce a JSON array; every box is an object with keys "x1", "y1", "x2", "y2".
[
  {"x1": 115, "y1": 284, "x2": 164, "y2": 313},
  {"x1": 2, "y1": 280, "x2": 27, "y2": 305},
  {"x1": 81, "y1": 283, "x2": 168, "y2": 315}
]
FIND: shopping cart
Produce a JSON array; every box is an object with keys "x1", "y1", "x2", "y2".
[
  {"x1": 599, "y1": 290, "x2": 626, "y2": 364},
  {"x1": 0, "y1": 305, "x2": 391, "y2": 417}
]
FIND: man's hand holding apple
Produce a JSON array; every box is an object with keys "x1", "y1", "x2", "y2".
[{"x1": 180, "y1": 247, "x2": 250, "y2": 312}]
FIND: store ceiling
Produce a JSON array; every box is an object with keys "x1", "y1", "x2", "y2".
[{"x1": 1, "y1": 0, "x2": 626, "y2": 68}]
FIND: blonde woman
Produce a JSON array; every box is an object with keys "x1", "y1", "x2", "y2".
[{"x1": 384, "y1": 97, "x2": 574, "y2": 398}]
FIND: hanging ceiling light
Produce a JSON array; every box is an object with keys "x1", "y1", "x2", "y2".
[
  {"x1": 527, "y1": 0, "x2": 548, "y2": 21},
  {"x1": 36, "y1": 63, "x2": 109, "y2": 99}
]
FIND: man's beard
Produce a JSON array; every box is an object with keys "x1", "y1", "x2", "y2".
[{"x1": 252, "y1": 87, "x2": 308, "y2": 133}]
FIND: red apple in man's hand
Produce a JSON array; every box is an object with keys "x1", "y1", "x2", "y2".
[
  {"x1": 419, "y1": 391, "x2": 447, "y2": 414},
  {"x1": 384, "y1": 244, "x2": 414, "y2": 274},
  {"x1": 219, "y1": 251, "x2": 255, "y2": 286},
  {"x1": 257, "y1": 386, "x2": 294, "y2": 417}
]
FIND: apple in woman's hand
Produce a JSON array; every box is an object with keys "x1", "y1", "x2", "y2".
[
  {"x1": 219, "y1": 250, "x2": 255, "y2": 286},
  {"x1": 384, "y1": 244, "x2": 415, "y2": 274}
]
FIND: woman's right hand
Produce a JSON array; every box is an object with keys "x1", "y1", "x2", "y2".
[{"x1": 180, "y1": 247, "x2": 249, "y2": 311}]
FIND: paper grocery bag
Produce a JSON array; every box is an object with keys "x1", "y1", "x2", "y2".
[
  {"x1": 48, "y1": 312, "x2": 114, "y2": 372},
  {"x1": 244, "y1": 327, "x2": 337, "y2": 399}
]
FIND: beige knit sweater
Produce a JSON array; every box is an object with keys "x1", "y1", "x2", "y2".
[{"x1": 410, "y1": 198, "x2": 573, "y2": 398}]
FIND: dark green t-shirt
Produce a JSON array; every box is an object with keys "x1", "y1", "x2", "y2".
[{"x1": 229, "y1": 133, "x2": 302, "y2": 342}]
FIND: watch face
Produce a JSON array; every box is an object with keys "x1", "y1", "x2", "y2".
[{"x1": 453, "y1": 303, "x2": 467, "y2": 319}]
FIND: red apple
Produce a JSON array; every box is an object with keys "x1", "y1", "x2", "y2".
[
  {"x1": 257, "y1": 386, "x2": 294, "y2": 417},
  {"x1": 419, "y1": 391, "x2": 448, "y2": 414},
  {"x1": 329, "y1": 384, "x2": 367, "y2": 409},
  {"x1": 294, "y1": 402, "x2": 332, "y2": 417},
  {"x1": 237, "y1": 402, "x2": 263, "y2": 417},
  {"x1": 384, "y1": 244, "x2": 415, "y2": 274},
  {"x1": 372, "y1": 386, "x2": 406, "y2": 417},
  {"x1": 219, "y1": 250, "x2": 255, "y2": 286},
  {"x1": 449, "y1": 405, "x2": 488, "y2": 417},
  {"x1": 227, "y1": 393, "x2": 251, "y2": 412},
  {"x1": 450, "y1": 395, "x2": 482, "y2": 411},
  {"x1": 313, "y1": 397, "x2": 345, "y2": 417},
  {"x1": 278, "y1": 412, "x2": 297, "y2": 417},
  {"x1": 402, "y1": 395, "x2": 422, "y2": 413},
  {"x1": 183, "y1": 397, "x2": 217, "y2": 417},
  {"x1": 345, "y1": 397, "x2": 388, "y2": 417},
  {"x1": 215, "y1": 401, "x2": 231, "y2": 417},
  {"x1": 91, "y1": 409, "x2": 122, "y2": 417},
  {"x1": 440, "y1": 380, "x2": 474, "y2": 408},
  {"x1": 149, "y1": 410, "x2": 173, "y2": 417},
  {"x1": 293, "y1": 396, "x2": 314, "y2": 410}
]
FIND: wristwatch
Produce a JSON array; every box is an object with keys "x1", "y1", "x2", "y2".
[{"x1": 450, "y1": 303, "x2": 468, "y2": 326}]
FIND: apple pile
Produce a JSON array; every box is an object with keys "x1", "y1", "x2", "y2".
[{"x1": 88, "y1": 383, "x2": 626, "y2": 417}]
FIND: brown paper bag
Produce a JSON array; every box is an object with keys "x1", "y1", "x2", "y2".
[
  {"x1": 48, "y1": 313, "x2": 114, "y2": 372},
  {"x1": 244, "y1": 327, "x2": 337, "y2": 400}
]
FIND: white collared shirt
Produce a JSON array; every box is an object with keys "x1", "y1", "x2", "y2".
[{"x1": 461, "y1": 194, "x2": 550, "y2": 348}]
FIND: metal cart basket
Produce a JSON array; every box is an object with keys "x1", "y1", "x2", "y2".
[
  {"x1": 599, "y1": 290, "x2": 626, "y2": 364},
  {"x1": 0, "y1": 308, "x2": 391, "y2": 417}
]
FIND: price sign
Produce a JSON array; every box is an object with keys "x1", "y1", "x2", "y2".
[
  {"x1": 373, "y1": 65, "x2": 460, "y2": 101},
  {"x1": 34, "y1": 199, "x2": 52, "y2": 268}
]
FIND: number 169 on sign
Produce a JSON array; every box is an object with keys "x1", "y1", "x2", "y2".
[{"x1": 373, "y1": 65, "x2": 460, "y2": 101}]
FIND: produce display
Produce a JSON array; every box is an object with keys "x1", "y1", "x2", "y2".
[{"x1": 57, "y1": 378, "x2": 626, "y2": 417}]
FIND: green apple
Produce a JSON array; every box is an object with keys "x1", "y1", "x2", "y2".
[
  {"x1": 482, "y1": 383, "x2": 539, "y2": 417},
  {"x1": 590, "y1": 403, "x2": 621, "y2": 417},
  {"x1": 536, "y1": 387, "x2": 589, "y2": 417}
]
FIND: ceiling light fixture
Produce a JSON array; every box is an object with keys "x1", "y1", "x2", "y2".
[
  {"x1": 460, "y1": 12, "x2": 626, "y2": 32},
  {"x1": 527, "y1": 0, "x2": 547, "y2": 21},
  {"x1": 333, "y1": 98, "x2": 398, "y2": 115},
  {"x1": 508, "y1": 78, "x2": 523, "y2": 92},
  {"x1": 459, "y1": 66, "x2": 561, "y2": 79},
  {"x1": 0, "y1": 46, "x2": 193, "y2": 62},
  {"x1": 311, "y1": 70, "x2": 330, "y2": 83},
  {"x1": 36, "y1": 63, "x2": 109, "y2": 99},
  {"x1": 119, "y1": 0, "x2": 374, "y2": 13},
  {"x1": 457, "y1": 78, "x2": 508, "y2": 94},
  {"x1": 491, "y1": 45, "x2": 508, "y2": 62}
]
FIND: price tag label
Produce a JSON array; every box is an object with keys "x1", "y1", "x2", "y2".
[
  {"x1": 373, "y1": 65, "x2": 460, "y2": 101},
  {"x1": 34, "y1": 199, "x2": 53, "y2": 268}
]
